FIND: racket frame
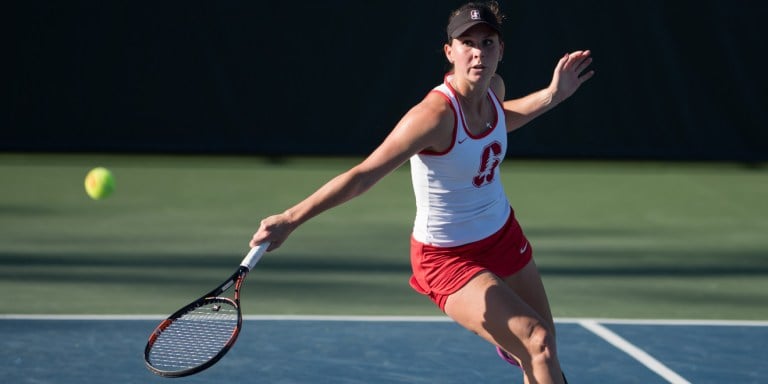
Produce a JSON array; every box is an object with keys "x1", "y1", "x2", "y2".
[
  {"x1": 144, "y1": 244, "x2": 269, "y2": 377},
  {"x1": 144, "y1": 266, "x2": 248, "y2": 377}
]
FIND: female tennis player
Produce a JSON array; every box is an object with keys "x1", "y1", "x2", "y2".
[{"x1": 250, "y1": 2, "x2": 593, "y2": 382}]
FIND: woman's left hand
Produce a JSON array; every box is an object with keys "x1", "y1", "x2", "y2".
[{"x1": 549, "y1": 50, "x2": 594, "y2": 105}]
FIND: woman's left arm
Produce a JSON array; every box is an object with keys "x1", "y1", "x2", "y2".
[{"x1": 499, "y1": 50, "x2": 594, "y2": 132}]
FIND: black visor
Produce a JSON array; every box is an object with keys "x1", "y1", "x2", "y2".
[{"x1": 446, "y1": 7, "x2": 502, "y2": 40}]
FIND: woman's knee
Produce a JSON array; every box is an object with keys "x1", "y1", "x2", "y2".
[{"x1": 523, "y1": 321, "x2": 557, "y2": 365}]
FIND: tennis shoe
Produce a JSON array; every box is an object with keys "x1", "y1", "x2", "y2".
[{"x1": 496, "y1": 346, "x2": 522, "y2": 370}]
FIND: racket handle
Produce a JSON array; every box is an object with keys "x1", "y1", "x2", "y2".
[{"x1": 240, "y1": 242, "x2": 271, "y2": 271}]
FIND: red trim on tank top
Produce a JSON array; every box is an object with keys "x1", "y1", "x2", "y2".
[{"x1": 444, "y1": 76, "x2": 498, "y2": 140}]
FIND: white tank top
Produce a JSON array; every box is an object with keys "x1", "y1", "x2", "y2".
[{"x1": 410, "y1": 75, "x2": 511, "y2": 246}]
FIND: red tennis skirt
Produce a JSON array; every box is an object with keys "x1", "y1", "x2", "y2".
[{"x1": 409, "y1": 210, "x2": 533, "y2": 311}]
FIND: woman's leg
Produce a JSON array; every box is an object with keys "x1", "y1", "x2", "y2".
[
  {"x1": 503, "y1": 259, "x2": 568, "y2": 383},
  {"x1": 443, "y1": 268, "x2": 565, "y2": 384},
  {"x1": 504, "y1": 259, "x2": 556, "y2": 340}
]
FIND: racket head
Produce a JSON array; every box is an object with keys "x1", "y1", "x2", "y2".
[{"x1": 144, "y1": 296, "x2": 243, "y2": 377}]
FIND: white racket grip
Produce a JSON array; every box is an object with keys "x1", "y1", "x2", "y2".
[{"x1": 240, "y1": 242, "x2": 270, "y2": 271}]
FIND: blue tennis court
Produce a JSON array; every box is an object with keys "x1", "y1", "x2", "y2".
[{"x1": 1, "y1": 316, "x2": 766, "y2": 383}]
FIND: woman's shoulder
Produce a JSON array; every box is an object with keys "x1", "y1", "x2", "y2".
[
  {"x1": 411, "y1": 90, "x2": 456, "y2": 127},
  {"x1": 393, "y1": 90, "x2": 456, "y2": 146}
]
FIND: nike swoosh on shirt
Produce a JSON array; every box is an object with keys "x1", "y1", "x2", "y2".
[{"x1": 519, "y1": 242, "x2": 528, "y2": 254}]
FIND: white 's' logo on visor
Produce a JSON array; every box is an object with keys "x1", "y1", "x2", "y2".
[{"x1": 470, "y1": 10, "x2": 480, "y2": 20}]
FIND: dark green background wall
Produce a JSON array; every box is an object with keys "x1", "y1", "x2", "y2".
[{"x1": 7, "y1": 1, "x2": 767, "y2": 160}]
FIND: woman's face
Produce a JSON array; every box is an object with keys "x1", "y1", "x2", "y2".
[{"x1": 445, "y1": 24, "x2": 504, "y2": 84}]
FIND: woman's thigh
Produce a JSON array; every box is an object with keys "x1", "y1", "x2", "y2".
[
  {"x1": 443, "y1": 270, "x2": 547, "y2": 356},
  {"x1": 503, "y1": 259, "x2": 556, "y2": 335}
]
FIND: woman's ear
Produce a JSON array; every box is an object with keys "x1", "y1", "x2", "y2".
[{"x1": 444, "y1": 43, "x2": 454, "y2": 64}]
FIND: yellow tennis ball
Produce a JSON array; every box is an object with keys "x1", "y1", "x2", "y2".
[{"x1": 84, "y1": 167, "x2": 115, "y2": 200}]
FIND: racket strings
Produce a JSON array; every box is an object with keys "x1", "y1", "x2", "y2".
[{"x1": 148, "y1": 301, "x2": 239, "y2": 371}]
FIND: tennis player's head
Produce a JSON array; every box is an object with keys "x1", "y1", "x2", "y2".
[{"x1": 444, "y1": 1, "x2": 505, "y2": 77}]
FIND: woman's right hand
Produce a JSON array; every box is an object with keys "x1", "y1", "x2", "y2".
[{"x1": 249, "y1": 212, "x2": 296, "y2": 252}]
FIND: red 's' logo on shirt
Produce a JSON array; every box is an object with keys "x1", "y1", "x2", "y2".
[{"x1": 473, "y1": 141, "x2": 502, "y2": 187}]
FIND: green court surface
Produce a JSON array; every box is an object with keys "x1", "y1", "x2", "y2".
[{"x1": 1, "y1": 154, "x2": 767, "y2": 319}]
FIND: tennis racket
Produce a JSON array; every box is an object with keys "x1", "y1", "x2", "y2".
[{"x1": 144, "y1": 242, "x2": 270, "y2": 377}]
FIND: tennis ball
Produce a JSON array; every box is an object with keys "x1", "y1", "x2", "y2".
[{"x1": 84, "y1": 167, "x2": 115, "y2": 200}]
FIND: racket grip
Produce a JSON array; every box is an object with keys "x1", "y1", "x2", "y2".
[{"x1": 240, "y1": 242, "x2": 270, "y2": 271}]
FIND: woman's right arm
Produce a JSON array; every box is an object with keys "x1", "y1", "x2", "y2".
[{"x1": 250, "y1": 93, "x2": 453, "y2": 251}]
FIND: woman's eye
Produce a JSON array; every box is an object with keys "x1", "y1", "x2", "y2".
[{"x1": 482, "y1": 39, "x2": 494, "y2": 47}]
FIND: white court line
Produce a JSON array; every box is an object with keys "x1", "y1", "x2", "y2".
[
  {"x1": 243, "y1": 315, "x2": 455, "y2": 322},
  {"x1": 559, "y1": 317, "x2": 768, "y2": 327},
  {"x1": 0, "y1": 314, "x2": 166, "y2": 320},
  {"x1": 0, "y1": 314, "x2": 454, "y2": 321},
  {"x1": 579, "y1": 320, "x2": 691, "y2": 384},
  {"x1": 1, "y1": 314, "x2": 768, "y2": 326}
]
